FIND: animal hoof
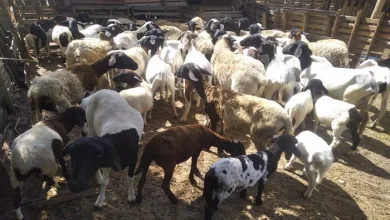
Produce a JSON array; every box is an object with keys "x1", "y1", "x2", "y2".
[
  {"x1": 128, "y1": 195, "x2": 136, "y2": 203},
  {"x1": 303, "y1": 192, "x2": 311, "y2": 198}
]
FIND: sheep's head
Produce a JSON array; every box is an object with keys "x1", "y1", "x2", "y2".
[
  {"x1": 205, "y1": 19, "x2": 219, "y2": 32},
  {"x1": 103, "y1": 24, "x2": 124, "y2": 39},
  {"x1": 302, "y1": 79, "x2": 329, "y2": 100},
  {"x1": 239, "y1": 34, "x2": 265, "y2": 48},
  {"x1": 105, "y1": 51, "x2": 139, "y2": 71},
  {"x1": 248, "y1": 23, "x2": 265, "y2": 35},
  {"x1": 288, "y1": 27, "x2": 308, "y2": 41},
  {"x1": 188, "y1": 20, "x2": 197, "y2": 32},
  {"x1": 139, "y1": 35, "x2": 165, "y2": 56},
  {"x1": 64, "y1": 136, "x2": 122, "y2": 193},
  {"x1": 282, "y1": 40, "x2": 312, "y2": 70},
  {"x1": 212, "y1": 29, "x2": 227, "y2": 43},
  {"x1": 220, "y1": 139, "x2": 246, "y2": 157},
  {"x1": 269, "y1": 134, "x2": 300, "y2": 160},
  {"x1": 237, "y1": 18, "x2": 250, "y2": 31},
  {"x1": 112, "y1": 70, "x2": 143, "y2": 88},
  {"x1": 220, "y1": 34, "x2": 236, "y2": 50},
  {"x1": 75, "y1": 12, "x2": 92, "y2": 23},
  {"x1": 174, "y1": 63, "x2": 211, "y2": 100},
  {"x1": 57, "y1": 107, "x2": 88, "y2": 136},
  {"x1": 259, "y1": 39, "x2": 276, "y2": 59}
]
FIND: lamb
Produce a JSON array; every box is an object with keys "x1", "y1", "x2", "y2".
[
  {"x1": 179, "y1": 30, "x2": 214, "y2": 61},
  {"x1": 288, "y1": 28, "x2": 349, "y2": 67},
  {"x1": 259, "y1": 39, "x2": 301, "y2": 104},
  {"x1": 284, "y1": 131, "x2": 334, "y2": 198},
  {"x1": 134, "y1": 124, "x2": 246, "y2": 204},
  {"x1": 10, "y1": 107, "x2": 87, "y2": 220},
  {"x1": 52, "y1": 25, "x2": 73, "y2": 56},
  {"x1": 179, "y1": 38, "x2": 213, "y2": 122},
  {"x1": 211, "y1": 34, "x2": 266, "y2": 96},
  {"x1": 112, "y1": 71, "x2": 153, "y2": 125},
  {"x1": 145, "y1": 47, "x2": 178, "y2": 117},
  {"x1": 284, "y1": 90, "x2": 313, "y2": 134},
  {"x1": 356, "y1": 59, "x2": 390, "y2": 128},
  {"x1": 65, "y1": 89, "x2": 144, "y2": 208},
  {"x1": 203, "y1": 134, "x2": 300, "y2": 220},
  {"x1": 302, "y1": 79, "x2": 362, "y2": 150},
  {"x1": 175, "y1": 68, "x2": 293, "y2": 150},
  {"x1": 26, "y1": 20, "x2": 56, "y2": 58},
  {"x1": 28, "y1": 52, "x2": 138, "y2": 123}
]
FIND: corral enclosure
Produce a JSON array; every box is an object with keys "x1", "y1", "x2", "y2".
[{"x1": 0, "y1": 0, "x2": 389, "y2": 219}]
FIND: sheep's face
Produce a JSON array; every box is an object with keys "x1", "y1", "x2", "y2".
[
  {"x1": 221, "y1": 140, "x2": 246, "y2": 156},
  {"x1": 112, "y1": 70, "x2": 142, "y2": 88},
  {"x1": 222, "y1": 35, "x2": 236, "y2": 50},
  {"x1": 139, "y1": 35, "x2": 164, "y2": 56},
  {"x1": 188, "y1": 20, "x2": 197, "y2": 32},
  {"x1": 259, "y1": 40, "x2": 276, "y2": 57},
  {"x1": 107, "y1": 52, "x2": 139, "y2": 71},
  {"x1": 64, "y1": 137, "x2": 122, "y2": 193},
  {"x1": 103, "y1": 24, "x2": 124, "y2": 38},
  {"x1": 270, "y1": 134, "x2": 300, "y2": 160},
  {"x1": 239, "y1": 34, "x2": 264, "y2": 48}
]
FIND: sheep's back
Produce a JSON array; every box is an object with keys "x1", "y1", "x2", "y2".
[{"x1": 314, "y1": 96, "x2": 355, "y2": 126}]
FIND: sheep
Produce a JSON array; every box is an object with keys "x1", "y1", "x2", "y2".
[
  {"x1": 179, "y1": 30, "x2": 214, "y2": 61},
  {"x1": 10, "y1": 107, "x2": 87, "y2": 220},
  {"x1": 145, "y1": 47, "x2": 178, "y2": 118},
  {"x1": 211, "y1": 34, "x2": 266, "y2": 96},
  {"x1": 134, "y1": 124, "x2": 246, "y2": 204},
  {"x1": 154, "y1": 19, "x2": 188, "y2": 31},
  {"x1": 302, "y1": 79, "x2": 362, "y2": 150},
  {"x1": 75, "y1": 12, "x2": 92, "y2": 23},
  {"x1": 288, "y1": 28, "x2": 349, "y2": 67},
  {"x1": 284, "y1": 131, "x2": 334, "y2": 198},
  {"x1": 112, "y1": 71, "x2": 153, "y2": 125},
  {"x1": 234, "y1": 46, "x2": 260, "y2": 60},
  {"x1": 208, "y1": 17, "x2": 248, "y2": 35},
  {"x1": 284, "y1": 90, "x2": 313, "y2": 134},
  {"x1": 26, "y1": 20, "x2": 56, "y2": 58},
  {"x1": 175, "y1": 67, "x2": 293, "y2": 150},
  {"x1": 188, "y1": 16, "x2": 205, "y2": 33},
  {"x1": 52, "y1": 25, "x2": 73, "y2": 56},
  {"x1": 28, "y1": 52, "x2": 138, "y2": 123},
  {"x1": 356, "y1": 59, "x2": 390, "y2": 128},
  {"x1": 79, "y1": 24, "x2": 105, "y2": 38},
  {"x1": 65, "y1": 89, "x2": 144, "y2": 207},
  {"x1": 298, "y1": 52, "x2": 378, "y2": 136},
  {"x1": 259, "y1": 39, "x2": 301, "y2": 104},
  {"x1": 160, "y1": 25, "x2": 183, "y2": 40},
  {"x1": 203, "y1": 134, "x2": 300, "y2": 220},
  {"x1": 160, "y1": 41, "x2": 185, "y2": 76}
]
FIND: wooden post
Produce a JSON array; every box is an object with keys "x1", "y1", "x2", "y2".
[
  {"x1": 347, "y1": 10, "x2": 362, "y2": 50},
  {"x1": 262, "y1": 11, "x2": 267, "y2": 28},
  {"x1": 282, "y1": 9, "x2": 287, "y2": 30},
  {"x1": 371, "y1": 0, "x2": 385, "y2": 19},
  {"x1": 0, "y1": 61, "x2": 16, "y2": 115},
  {"x1": 331, "y1": 9, "x2": 341, "y2": 38},
  {"x1": 364, "y1": 12, "x2": 385, "y2": 60},
  {"x1": 324, "y1": 15, "x2": 331, "y2": 36},
  {"x1": 302, "y1": 12, "x2": 308, "y2": 32}
]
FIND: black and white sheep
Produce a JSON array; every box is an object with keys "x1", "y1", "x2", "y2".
[
  {"x1": 65, "y1": 89, "x2": 144, "y2": 207},
  {"x1": 10, "y1": 107, "x2": 87, "y2": 220},
  {"x1": 25, "y1": 20, "x2": 56, "y2": 58},
  {"x1": 134, "y1": 124, "x2": 246, "y2": 204},
  {"x1": 203, "y1": 134, "x2": 300, "y2": 220}
]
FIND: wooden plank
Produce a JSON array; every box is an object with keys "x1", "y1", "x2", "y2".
[
  {"x1": 262, "y1": 10, "x2": 267, "y2": 28},
  {"x1": 324, "y1": 15, "x2": 332, "y2": 36},
  {"x1": 302, "y1": 12, "x2": 308, "y2": 32},
  {"x1": 347, "y1": 11, "x2": 362, "y2": 50},
  {"x1": 364, "y1": 13, "x2": 385, "y2": 60},
  {"x1": 282, "y1": 9, "x2": 287, "y2": 30},
  {"x1": 331, "y1": 9, "x2": 341, "y2": 38}
]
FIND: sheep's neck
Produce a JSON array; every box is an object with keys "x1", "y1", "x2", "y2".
[
  {"x1": 91, "y1": 56, "x2": 112, "y2": 78},
  {"x1": 42, "y1": 118, "x2": 72, "y2": 145}
]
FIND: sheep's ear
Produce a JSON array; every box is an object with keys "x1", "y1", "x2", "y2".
[
  {"x1": 104, "y1": 144, "x2": 122, "y2": 171},
  {"x1": 108, "y1": 54, "x2": 117, "y2": 66},
  {"x1": 189, "y1": 70, "x2": 199, "y2": 82},
  {"x1": 301, "y1": 84, "x2": 310, "y2": 92},
  {"x1": 321, "y1": 84, "x2": 329, "y2": 94}
]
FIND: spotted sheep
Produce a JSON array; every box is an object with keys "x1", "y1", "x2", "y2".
[{"x1": 203, "y1": 134, "x2": 300, "y2": 220}]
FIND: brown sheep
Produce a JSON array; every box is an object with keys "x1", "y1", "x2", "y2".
[{"x1": 134, "y1": 124, "x2": 246, "y2": 204}]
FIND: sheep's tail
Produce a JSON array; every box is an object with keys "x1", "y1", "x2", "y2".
[
  {"x1": 134, "y1": 147, "x2": 154, "y2": 176},
  {"x1": 203, "y1": 168, "x2": 218, "y2": 203}
]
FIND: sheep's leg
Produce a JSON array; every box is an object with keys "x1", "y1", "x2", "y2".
[
  {"x1": 95, "y1": 170, "x2": 103, "y2": 185},
  {"x1": 135, "y1": 165, "x2": 149, "y2": 203},
  {"x1": 162, "y1": 165, "x2": 178, "y2": 204},
  {"x1": 255, "y1": 179, "x2": 265, "y2": 206},
  {"x1": 370, "y1": 91, "x2": 389, "y2": 128},
  {"x1": 189, "y1": 151, "x2": 201, "y2": 184},
  {"x1": 292, "y1": 111, "x2": 306, "y2": 135},
  {"x1": 204, "y1": 115, "x2": 210, "y2": 127},
  {"x1": 94, "y1": 168, "x2": 110, "y2": 208},
  {"x1": 304, "y1": 165, "x2": 316, "y2": 198},
  {"x1": 168, "y1": 80, "x2": 178, "y2": 118},
  {"x1": 316, "y1": 163, "x2": 331, "y2": 184},
  {"x1": 43, "y1": 175, "x2": 59, "y2": 188},
  {"x1": 127, "y1": 157, "x2": 138, "y2": 203},
  {"x1": 143, "y1": 113, "x2": 147, "y2": 125},
  {"x1": 10, "y1": 170, "x2": 23, "y2": 220},
  {"x1": 284, "y1": 154, "x2": 297, "y2": 170},
  {"x1": 278, "y1": 85, "x2": 286, "y2": 105},
  {"x1": 330, "y1": 123, "x2": 347, "y2": 148},
  {"x1": 180, "y1": 83, "x2": 193, "y2": 122},
  {"x1": 196, "y1": 95, "x2": 201, "y2": 108}
]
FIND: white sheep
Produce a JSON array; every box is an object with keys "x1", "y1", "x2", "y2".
[
  {"x1": 10, "y1": 107, "x2": 87, "y2": 220},
  {"x1": 66, "y1": 89, "x2": 144, "y2": 208},
  {"x1": 79, "y1": 24, "x2": 105, "y2": 38},
  {"x1": 108, "y1": 46, "x2": 150, "y2": 78},
  {"x1": 211, "y1": 34, "x2": 266, "y2": 97},
  {"x1": 179, "y1": 30, "x2": 214, "y2": 61},
  {"x1": 284, "y1": 90, "x2": 313, "y2": 134},
  {"x1": 145, "y1": 48, "x2": 178, "y2": 118},
  {"x1": 284, "y1": 131, "x2": 334, "y2": 198},
  {"x1": 302, "y1": 79, "x2": 362, "y2": 150},
  {"x1": 160, "y1": 25, "x2": 183, "y2": 40},
  {"x1": 356, "y1": 59, "x2": 390, "y2": 128},
  {"x1": 113, "y1": 71, "x2": 154, "y2": 125},
  {"x1": 52, "y1": 25, "x2": 72, "y2": 56}
]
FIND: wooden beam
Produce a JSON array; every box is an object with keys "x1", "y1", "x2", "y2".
[
  {"x1": 282, "y1": 9, "x2": 287, "y2": 30},
  {"x1": 302, "y1": 12, "x2": 308, "y2": 32},
  {"x1": 370, "y1": 0, "x2": 385, "y2": 19},
  {"x1": 347, "y1": 11, "x2": 362, "y2": 50},
  {"x1": 262, "y1": 10, "x2": 267, "y2": 28},
  {"x1": 324, "y1": 14, "x2": 331, "y2": 36},
  {"x1": 364, "y1": 12, "x2": 385, "y2": 60},
  {"x1": 331, "y1": 9, "x2": 341, "y2": 38}
]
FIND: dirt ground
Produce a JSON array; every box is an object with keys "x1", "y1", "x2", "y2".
[{"x1": 1, "y1": 51, "x2": 390, "y2": 220}]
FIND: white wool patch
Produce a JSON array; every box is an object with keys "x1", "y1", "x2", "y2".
[
  {"x1": 105, "y1": 31, "x2": 111, "y2": 37},
  {"x1": 108, "y1": 55, "x2": 116, "y2": 66}
]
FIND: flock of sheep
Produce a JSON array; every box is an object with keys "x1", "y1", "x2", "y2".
[{"x1": 7, "y1": 12, "x2": 390, "y2": 220}]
